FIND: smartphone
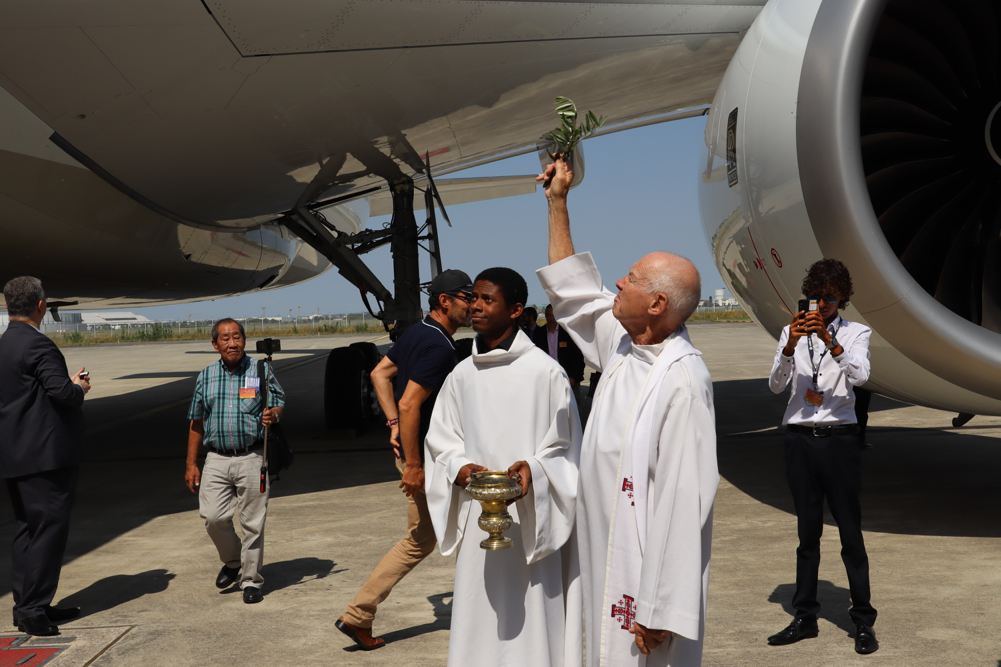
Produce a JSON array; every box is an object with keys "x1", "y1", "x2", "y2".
[
  {"x1": 797, "y1": 299, "x2": 809, "y2": 317},
  {"x1": 255, "y1": 338, "x2": 281, "y2": 355}
]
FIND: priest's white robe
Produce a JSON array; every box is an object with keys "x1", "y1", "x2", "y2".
[
  {"x1": 538, "y1": 253, "x2": 719, "y2": 667},
  {"x1": 424, "y1": 330, "x2": 583, "y2": 667}
]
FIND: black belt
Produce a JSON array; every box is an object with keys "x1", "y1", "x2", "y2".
[
  {"x1": 211, "y1": 443, "x2": 263, "y2": 457},
  {"x1": 787, "y1": 424, "x2": 859, "y2": 438}
]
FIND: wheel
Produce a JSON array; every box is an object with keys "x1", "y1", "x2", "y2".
[
  {"x1": 349, "y1": 341, "x2": 383, "y2": 421},
  {"x1": 323, "y1": 347, "x2": 368, "y2": 432}
]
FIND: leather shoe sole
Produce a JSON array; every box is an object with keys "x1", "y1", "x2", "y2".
[
  {"x1": 216, "y1": 565, "x2": 241, "y2": 589},
  {"x1": 16, "y1": 614, "x2": 58, "y2": 637},
  {"x1": 336, "y1": 617, "x2": 385, "y2": 650},
  {"x1": 767, "y1": 619, "x2": 819, "y2": 646},
  {"x1": 243, "y1": 587, "x2": 263, "y2": 604}
]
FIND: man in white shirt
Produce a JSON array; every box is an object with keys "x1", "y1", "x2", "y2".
[
  {"x1": 531, "y1": 305, "x2": 586, "y2": 400},
  {"x1": 536, "y1": 158, "x2": 718, "y2": 667},
  {"x1": 766, "y1": 259, "x2": 879, "y2": 655}
]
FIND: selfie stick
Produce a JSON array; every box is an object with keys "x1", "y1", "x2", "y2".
[{"x1": 260, "y1": 353, "x2": 271, "y2": 494}]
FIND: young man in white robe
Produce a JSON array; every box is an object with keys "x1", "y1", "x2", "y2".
[
  {"x1": 424, "y1": 267, "x2": 583, "y2": 667},
  {"x1": 535, "y1": 159, "x2": 719, "y2": 667}
]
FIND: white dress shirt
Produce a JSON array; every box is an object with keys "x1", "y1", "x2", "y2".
[
  {"x1": 546, "y1": 327, "x2": 559, "y2": 360},
  {"x1": 768, "y1": 315, "x2": 871, "y2": 426}
]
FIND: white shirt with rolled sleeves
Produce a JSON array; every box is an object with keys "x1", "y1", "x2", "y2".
[{"x1": 768, "y1": 315, "x2": 871, "y2": 425}]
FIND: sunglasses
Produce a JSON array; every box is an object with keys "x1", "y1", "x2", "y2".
[
  {"x1": 808, "y1": 294, "x2": 839, "y2": 305},
  {"x1": 447, "y1": 291, "x2": 473, "y2": 302}
]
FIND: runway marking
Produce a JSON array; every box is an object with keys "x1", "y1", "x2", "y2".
[{"x1": 0, "y1": 626, "x2": 132, "y2": 667}]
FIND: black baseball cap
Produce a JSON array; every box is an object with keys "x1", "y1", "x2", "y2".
[{"x1": 429, "y1": 269, "x2": 473, "y2": 297}]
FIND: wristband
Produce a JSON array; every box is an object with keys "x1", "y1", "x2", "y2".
[{"x1": 386, "y1": 418, "x2": 399, "y2": 427}]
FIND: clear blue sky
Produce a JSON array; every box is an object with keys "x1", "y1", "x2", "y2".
[{"x1": 138, "y1": 116, "x2": 729, "y2": 321}]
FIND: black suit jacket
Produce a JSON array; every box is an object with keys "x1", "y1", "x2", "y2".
[
  {"x1": 532, "y1": 324, "x2": 586, "y2": 381},
  {"x1": 0, "y1": 321, "x2": 84, "y2": 478}
]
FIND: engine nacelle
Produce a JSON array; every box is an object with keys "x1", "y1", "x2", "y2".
[{"x1": 700, "y1": 0, "x2": 1001, "y2": 415}]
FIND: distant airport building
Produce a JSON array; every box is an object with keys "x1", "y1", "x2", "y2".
[{"x1": 0, "y1": 311, "x2": 152, "y2": 334}]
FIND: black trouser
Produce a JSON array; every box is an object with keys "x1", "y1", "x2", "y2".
[
  {"x1": 5, "y1": 467, "x2": 79, "y2": 620},
  {"x1": 854, "y1": 387, "x2": 872, "y2": 444},
  {"x1": 784, "y1": 431, "x2": 876, "y2": 626}
]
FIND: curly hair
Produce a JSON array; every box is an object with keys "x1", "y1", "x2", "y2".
[
  {"x1": 801, "y1": 259, "x2": 853, "y2": 309},
  {"x1": 475, "y1": 267, "x2": 528, "y2": 309}
]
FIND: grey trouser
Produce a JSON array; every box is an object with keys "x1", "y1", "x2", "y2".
[{"x1": 199, "y1": 450, "x2": 269, "y2": 589}]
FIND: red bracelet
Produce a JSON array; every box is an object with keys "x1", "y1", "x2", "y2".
[{"x1": 386, "y1": 418, "x2": 399, "y2": 427}]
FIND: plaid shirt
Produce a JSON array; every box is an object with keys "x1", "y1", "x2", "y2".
[{"x1": 188, "y1": 354, "x2": 285, "y2": 451}]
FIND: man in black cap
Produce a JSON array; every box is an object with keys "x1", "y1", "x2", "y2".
[{"x1": 337, "y1": 269, "x2": 472, "y2": 650}]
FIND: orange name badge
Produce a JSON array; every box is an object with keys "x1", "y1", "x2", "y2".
[
  {"x1": 559, "y1": 341, "x2": 568, "y2": 348},
  {"x1": 804, "y1": 388, "x2": 824, "y2": 407},
  {"x1": 239, "y1": 387, "x2": 257, "y2": 399}
]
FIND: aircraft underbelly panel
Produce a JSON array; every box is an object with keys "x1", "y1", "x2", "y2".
[
  {"x1": 206, "y1": 0, "x2": 761, "y2": 56},
  {"x1": 0, "y1": 1, "x2": 759, "y2": 227}
]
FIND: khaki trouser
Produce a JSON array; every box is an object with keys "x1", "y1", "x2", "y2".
[
  {"x1": 199, "y1": 450, "x2": 269, "y2": 589},
  {"x1": 343, "y1": 458, "x2": 437, "y2": 628}
]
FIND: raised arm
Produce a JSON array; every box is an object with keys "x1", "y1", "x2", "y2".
[{"x1": 538, "y1": 158, "x2": 576, "y2": 264}]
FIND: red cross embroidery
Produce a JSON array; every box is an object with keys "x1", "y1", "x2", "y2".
[
  {"x1": 611, "y1": 594, "x2": 636, "y2": 630},
  {"x1": 622, "y1": 477, "x2": 634, "y2": 506}
]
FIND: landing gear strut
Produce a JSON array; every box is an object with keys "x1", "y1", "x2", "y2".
[{"x1": 282, "y1": 165, "x2": 448, "y2": 432}]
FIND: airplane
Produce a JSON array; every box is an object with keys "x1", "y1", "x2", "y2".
[{"x1": 2, "y1": 0, "x2": 999, "y2": 426}]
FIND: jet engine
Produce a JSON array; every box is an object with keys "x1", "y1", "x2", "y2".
[{"x1": 700, "y1": 0, "x2": 1001, "y2": 415}]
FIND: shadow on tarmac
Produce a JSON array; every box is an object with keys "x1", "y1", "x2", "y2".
[
  {"x1": 344, "y1": 591, "x2": 452, "y2": 651},
  {"x1": 55, "y1": 569, "x2": 176, "y2": 620},
  {"x1": 259, "y1": 557, "x2": 344, "y2": 594},
  {"x1": 714, "y1": 379, "x2": 1001, "y2": 538},
  {"x1": 767, "y1": 580, "x2": 854, "y2": 636},
  {"x1": 0, "y1": 351, "x2": 399, "y2": 611}
]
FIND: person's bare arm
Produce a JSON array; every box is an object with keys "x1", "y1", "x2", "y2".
[
  {"x1": 398, "y1": 379, "x2": 433, "y2": 497},
  {"x1": 537, "y1": 158, "x2": 576, "y2": 264},
  {"x1": 370, "y1": 355, "x2": 401, "y2": 454},
  {"x1": 185, "y1": 420, "x2": 204, "y2": 493}
]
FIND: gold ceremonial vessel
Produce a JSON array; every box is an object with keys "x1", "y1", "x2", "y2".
[{"x1": 464, "y1": 470, "x2": 522, "y2": 550}]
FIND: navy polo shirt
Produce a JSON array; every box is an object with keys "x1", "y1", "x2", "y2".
[{"x1": 387, "y1": 315, "x2": 458, "y2": 462}]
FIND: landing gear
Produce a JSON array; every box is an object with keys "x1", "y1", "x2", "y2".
[
  {"x1": 952, "y1": 412, "x2": 975, "y2": 428},
  {"x1": 296, "y1": 163, "x2": 448, "y2": 433},
  {"x1": 323, "y1": 343, "x2": 383, "y2": 432}
]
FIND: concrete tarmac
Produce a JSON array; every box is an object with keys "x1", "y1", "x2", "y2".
[{"x1": 0, "y1": 324, "x2": 998, "y2": 666}]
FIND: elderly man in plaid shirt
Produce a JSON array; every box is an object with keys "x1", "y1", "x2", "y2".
[{"x1": 184, "y1": 318, "x2": 285, "y2": 604}]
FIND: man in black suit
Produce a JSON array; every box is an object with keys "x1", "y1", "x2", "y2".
[
  {"x1": 0, "y1": 276, "x2": 90, "y2": 636},
  {"x1": 532, "y1": 304, "x2": 586, "y2": 399}
]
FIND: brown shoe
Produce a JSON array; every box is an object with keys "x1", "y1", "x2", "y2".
[{"x1": 336, "y1": 616, "x2": 385, "y2": 650}]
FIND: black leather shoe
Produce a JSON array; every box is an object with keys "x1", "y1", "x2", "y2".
[
  {"x1": 215, "y1": 565, "x2": 240, "y2": 589},
  {"x1": 16, "y1": 614, "x2": 58, "y2": 636},
  {"x1": 767, "y1": 618, "x2": 819, "y2": 645},
  {"x1": 243, "y1": 586, "x2": 263, "y2": 604},
  {"x1": 43, "y1": 605, "x2": 80, "y2": 622},
  {"x1": 855, "y1": 623, "x2": 879, "y2": 654}
]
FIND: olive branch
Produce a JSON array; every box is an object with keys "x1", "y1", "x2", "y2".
[{"x1": 547, "y1": 96, "x2": 607, "y2": 161}]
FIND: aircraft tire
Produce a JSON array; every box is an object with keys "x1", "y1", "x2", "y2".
[
  {"x1": 349, "y1": 341, "x2": 383, "y2": 422},
  {"x1": 324, "y1": 346, "x2": 368, "y2": 432}
]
